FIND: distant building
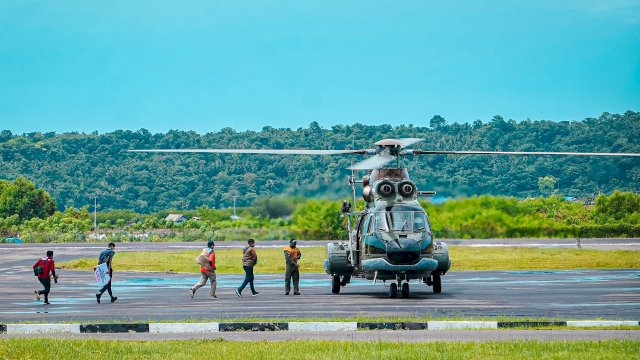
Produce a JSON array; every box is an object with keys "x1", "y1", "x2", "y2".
[{"x1": 165, "y1": 214, "x2": 186, "y2": 223}]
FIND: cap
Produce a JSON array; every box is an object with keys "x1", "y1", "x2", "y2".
[
  {"x1": 289, "y1": 239, "x2": 297, "y2": 246},
  {"x1": 207, "y1": 240, "x2": 215, "y2": 248}
]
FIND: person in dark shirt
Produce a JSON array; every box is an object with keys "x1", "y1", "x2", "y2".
[
  {"x1": 235, "y1": 239, "x2": 259, "y2": 297},
  {"x1": 33, "y1": 250, "x2": 57, "y2": 305},
  {"x1": 96, "y1": 242, "x2": 117, "y2": 304}
]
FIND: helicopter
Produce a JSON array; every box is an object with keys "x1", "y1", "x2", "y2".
[{"x1": 130, "y1": 138, "x2": 640, "y2": 298}]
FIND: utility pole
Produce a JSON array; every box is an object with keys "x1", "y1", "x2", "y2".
[
  {"x1": 233, "y1": 195, "x2": 237, "y2": 217},
  {"x1": 93, "y1": 196, "x2": 98, "y2": 232},
  {"x1": 230, "y1": 191, "x2": 240, "y2": 220}
]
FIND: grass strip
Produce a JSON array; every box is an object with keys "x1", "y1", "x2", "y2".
[
  {"x1": 1, "y1": 339, "x2": 638, "y2": 359},
  {"x1": 58, "y1": 246, "x2": 640, "y2": 274}
]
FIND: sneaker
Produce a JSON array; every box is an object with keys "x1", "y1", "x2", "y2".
[
  {"x1": 110, "y1": 297, "x2": 118, "y2": 303},
  {"x1": 189, "y1": 289, "x2": 194, "y2": 299},
  {"x1": 44, "y1": 301, "x2": 50, "y2": 305},
  {"x1": 235, "y1": 289, "x2": 242, "y2": 297},
  {"x1": 294, "y1": 292, "x2": 301, "y2": 295},
  {"x1": 285, "y1": 292, "x2": 289, "y2": 295},
  {"x1": 252, "y1": 292, "x2": 260, "y2": 297},
  {"x1": 35, "y1": 291, "x2": 40, "y2": 301},
  {"x1": 211, "y1": 295, "x2": 218, "y2": 299},
  {"x1": 96, "y1": 293, "x2": 101, "y2": 304}
]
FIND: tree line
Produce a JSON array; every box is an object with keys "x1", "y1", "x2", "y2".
[
  {"x1": 1, "y1": 178, "x2": 639, "y2": 241},
  {"x1": 0, "y1": 111, "x2": 638, "y2": 213}
]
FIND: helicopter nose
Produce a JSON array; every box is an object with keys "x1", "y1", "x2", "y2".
[
  {"x1": 385, "y1": 237, "x2": 421, "y2": 264},
  {"x1": 386, "y1": 237, "x2": 421, "y2": 252}
]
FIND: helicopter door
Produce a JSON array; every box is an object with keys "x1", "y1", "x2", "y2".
[
  {"x1": 355, "y1": 214, "x2": 365, "y2": 238},
  {"x1": 355, "y1": 214, "x2": 371, "y2": 260}
]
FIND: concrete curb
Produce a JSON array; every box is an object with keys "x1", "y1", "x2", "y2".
[
  {"x1": 566, "y1": 320, "x2": 639, "y2": 327},
  {"x1": 497, "y1": 321, "x2": 567, "y2": 328},
  {"x1": 7, "y1": 324, "x2": 80, "y2": 334},
  {"x1": 1, "y1": 320, "x2": 638, "y2": 334},
  {"x1": 149, "y1": 322, "x2": 220, "y2": 333},
  {"x1": 288, "y1": 322, "x2": 357, "y2": 331},
  {"x1": 80, "y1": 323, "x2": 149, "y2": 333},
  {"x1": 358, "y1": 322, "x2": 428, "y2": 330},
  {"x1": 218, "y1": 322, "x2": 288, "y2": 332},
  {"x1": 428, "y1": 321, "x2": 498, "y2": 330}
]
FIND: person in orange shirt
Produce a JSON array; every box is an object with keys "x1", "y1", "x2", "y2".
[
  {"x1": 283, "y1": 239, "x2": 301, "y2": 295},
  {"x1": 190, "y1": 240, "x2": 217, "y2": 299}
]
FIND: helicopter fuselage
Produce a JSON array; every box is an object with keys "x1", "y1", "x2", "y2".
[{"x1": 324, "y1": 167, "x2": 451, "y2": 297}]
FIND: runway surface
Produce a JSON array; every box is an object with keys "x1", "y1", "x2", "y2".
[{"x1": 0, "y1": 241, "x2": 638, "y2": 322}]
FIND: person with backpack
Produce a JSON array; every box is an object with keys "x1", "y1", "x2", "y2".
[
  {"x1": 33, "y1": 250, "x2": 57, "y2": 305},
  {"x1": 189, "y1": 240, "x2": 217, "y2": 299},
  {"x1": 235, "y1": 238, "x2": 259, "y2": 297},
  {"x1": 96, "y1": 242, "x2": 117, "y2": 304}
]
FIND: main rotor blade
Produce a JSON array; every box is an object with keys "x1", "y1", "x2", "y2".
[
  {"x1": 397, "y1": 138, "x2": 424, "y2": 148},
  {"x1": 413, "y1": 150, "x2": 640, "y2": 157},
  {"x1": 348, "y1": 154, "x2": 395, "y2": 170},
  {"x1": 128, "y1": 149, "x2": 364, "y2": 155}
]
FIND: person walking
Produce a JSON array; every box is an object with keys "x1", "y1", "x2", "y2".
[
  {"x1": 235, "y1": 239, "x2": 259, "y2": 297},
  {"x1": 283, "y1": 239, "x2": 301, "y2": 295},
  {"x1": 33, "y1": 250, "x2": 58, "y2": 305},
  {"x1": 96, "y1": 242, "x2": 117, "y2": 304},
  {"x1": 189, "y1": 240, "x2": 217, "y2": 299}
]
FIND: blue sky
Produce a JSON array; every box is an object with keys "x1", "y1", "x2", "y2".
[{"x1": 1, "y1": 0, "x2": 638, "y2": 134}]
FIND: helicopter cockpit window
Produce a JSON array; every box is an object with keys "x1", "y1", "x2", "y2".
[
  {"x1": 374, "y1": 212, "x2": 389, "y2": 232},
  {"x1": 372, "y1": 211, "x2": 430, "y2": 233},
  {"x1": 413, "y1": 213, "x2": 428, "y2": 232},
  {"x1": 389, "y1": 211, "x2": 412, "y2": 232}
]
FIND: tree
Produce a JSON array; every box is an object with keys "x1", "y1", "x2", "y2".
[
  {"x1": 0, "y1": 177, "x2": 56, "y2": 222},
  {"x1": 538, "y1": 176, "x2": 558, "y2": 197},
  {"x1": 252, "y1": 196, "x2": 295, "y2": 218},
  {"x1": 429, "y1": 115, "x2": 446, "y2": 129}
]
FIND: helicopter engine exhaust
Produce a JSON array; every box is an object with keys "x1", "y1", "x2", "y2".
[
  {"x1": 397, "y1": 181, "x2": 416, "y2": 198},
  {"x1": 376, "y1": 180, "x2": 396, "y2": 198}
]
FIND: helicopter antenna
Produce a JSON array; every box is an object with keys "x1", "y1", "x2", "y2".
[{"x1": 350, "y1": 167, "x2": 357, "y2": 208}]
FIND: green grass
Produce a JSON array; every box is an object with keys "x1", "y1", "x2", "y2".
[
  {"x1": 58, "y1": 246, "x2": 640, "y2": 274},
  {"x1": 59, "y1": 247, "x2": 327, "y2": 274},
  {"x1": 0, "y1": 339, "x2": 638, "y2": 359},
  {"x1": 7, "y1": 315, "x2": 639, "y2": 330},
  {"x1": 449, "y1": 246, "x2": 640, "y2": 271}
]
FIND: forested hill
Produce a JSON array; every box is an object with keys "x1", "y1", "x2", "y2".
[{"x1": 1, "y1": 111, "x2": 639, "y2": 212}]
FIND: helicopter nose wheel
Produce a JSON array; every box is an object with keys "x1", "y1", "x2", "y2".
[
  {"x1": 389, "y1": 281, "x2": 410, "y2": 298},
  {"x1": 389, "y1": 282, "x2": 398, "y2": 298}
]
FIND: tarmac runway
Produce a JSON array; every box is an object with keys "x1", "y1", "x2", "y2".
[{"x1": 0, "y1": 241, "x2": 638, "y2": 322}]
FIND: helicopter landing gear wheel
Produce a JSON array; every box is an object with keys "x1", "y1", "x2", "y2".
[
  {"x1": 389, "y1": 282, "x2": 398, "y2": 298},
  {"x1": 401, "y1": 282, "x2": 410, "y2": 298},
  {"x1": 331, "y1": 276, "x2": 341, "y2": 294},
  {"x1": 432, "y1": 273, "x2": 442, "y2": 294}
]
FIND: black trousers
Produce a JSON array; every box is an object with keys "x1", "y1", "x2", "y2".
[
  {"x1": 37, "y1": 277, "x2": 51, "y2": 302},
  {"x1": 98, "y1": 270, "x2": 113, "y2": 297}
]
